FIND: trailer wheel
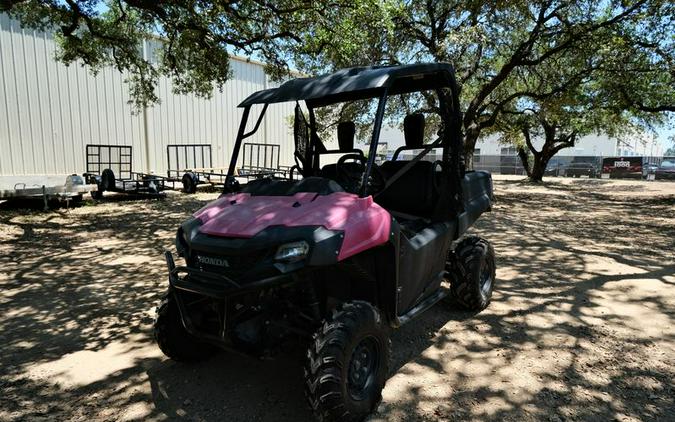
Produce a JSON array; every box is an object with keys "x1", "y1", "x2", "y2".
[
  {"x1": 182, "y1": 172, "x2": 198, "y2": 194},
  {"x1": 154, "y1": 293, "x2": 216, "y2": 362},
  {"x1": 143, "y1": 175, "x2": 162, "y2": 193},
  {"x1": 449, "y1": 236, "x2": 496, "y2": 311},
  {"x1": 305, "y1": 301, "x2": 390, "y2": 422},
  {"x1": 101, "y1": 168, "x2": 116, "y2": 191}
]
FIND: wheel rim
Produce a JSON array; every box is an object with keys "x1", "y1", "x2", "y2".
[
  {"x1": 347, "y1": 336, "x2": 380, "y2": 401},
  {"x1": 479, "y1": 261, "x2": 493, "y2": 296}
]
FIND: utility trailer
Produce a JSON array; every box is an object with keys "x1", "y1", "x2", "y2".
[
  {"x1": 83, "y1": 144, "x2": 166, "y2": 199},
  {"x1": 166, "y1": 144, "x2": 223, "y2": 193},
  {"x1": 238, "y1": 142, "x2": 292, "y2": 179},
  {"x1": 168, "y1": 143, "x2": 291, "y2": 193},
  {"x1": 0, "y1": 175, "x2": 97, "y2": 210}
]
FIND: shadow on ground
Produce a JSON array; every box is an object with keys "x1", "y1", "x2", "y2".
[{"x1": 0, "y1": 182, "x2": 673, "y2": 421}]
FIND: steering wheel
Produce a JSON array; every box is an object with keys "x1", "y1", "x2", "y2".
[{"x1": 336, "y1": 153, "x2": 386, "y2": 194}]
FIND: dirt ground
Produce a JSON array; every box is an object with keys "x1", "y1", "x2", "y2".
[{"x1": 1, "y1": 176, "x2": 673, "y2": 422}]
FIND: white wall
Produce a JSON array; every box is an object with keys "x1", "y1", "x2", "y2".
[
  {"x1": 0, "y1": 14, "x2": 296, "y2": 177},
  {"x1": 473, "y1": 132, "x2": 660, "y2": 157},
  {"x1": 378, "y1": 116, "x2": 660, "y2": 158}
]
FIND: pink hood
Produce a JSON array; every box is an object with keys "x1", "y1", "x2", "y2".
[{"x1": 193, "y1": 192, "x2": 392, "y2": 261}]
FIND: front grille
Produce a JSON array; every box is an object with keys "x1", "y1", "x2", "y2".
[{"x1": 192, "y1": 248, "x2": 275, "y2": 280}]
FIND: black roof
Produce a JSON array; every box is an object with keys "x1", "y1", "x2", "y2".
[{"x1": 239, "y1": 63, "x2": 456, "y2": 108}]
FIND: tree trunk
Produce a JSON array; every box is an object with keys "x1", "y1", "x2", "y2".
[
  {"x1": 464, "y1": 148, "x2": 474, "y2": 170},
  {"x1": 529, "y1": 156, "x2": 547, "y2": 182},
  {"x1": 517, "y1": 147, "x2": 533, "y2": 178},
  {"x1": 463, "y1": 125, "x2": 480, "y2": 170},
  {"x1": 518, "y1": 122, "x2": 557, "y2": 182},
  {"x1": 523, "y1": 140, "x2": 559, "y2": 182},
  {"x1": 517, "y1": 117, "x2": 578, "y2": 182}
]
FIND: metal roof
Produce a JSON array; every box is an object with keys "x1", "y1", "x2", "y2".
[{"x1": 239, "y1": 63, "x2": 456, "y2": 107}]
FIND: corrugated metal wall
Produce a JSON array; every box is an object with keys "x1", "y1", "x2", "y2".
[{"x1": 0, "y1": 14, "x2": 296, "y2": 177}]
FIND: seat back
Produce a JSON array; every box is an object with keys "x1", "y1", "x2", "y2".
[
  {"x1": 337, "y1": 121, "x2": 355, "y2": 151},
  {"x1": 320, "y1": 121, "x2": 360, "y2": 181},
  {"x1": 378, "y1": 161, "x2": 437, "y2": 217},
  {"x1": 376, "y1": 113, "x2": 438, "y2": 217}
]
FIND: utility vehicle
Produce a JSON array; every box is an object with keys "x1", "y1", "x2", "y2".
[{"x1": 154, "y1": 63, "x2": 496, "y2": 422}]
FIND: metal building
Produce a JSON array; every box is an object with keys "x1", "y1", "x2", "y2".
[{"x1": 0, "y1": 13, "x2": 296, "y2": 178}]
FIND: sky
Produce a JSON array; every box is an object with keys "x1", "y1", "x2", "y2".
[{"x1": 656, "y1": 127, "x2": 674, "y2": 151}]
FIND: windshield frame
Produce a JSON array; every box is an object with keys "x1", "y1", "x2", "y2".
[{"x1": 224, "y1": 71, "x2": 464, "y2": 201}]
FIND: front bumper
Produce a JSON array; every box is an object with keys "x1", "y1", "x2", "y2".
[
  {"x1": 165, "y1": 251, "x2": 301, "y2": 299},
  {"x1": 165, "y1": 251, "x2": 306, "y2": 345}
]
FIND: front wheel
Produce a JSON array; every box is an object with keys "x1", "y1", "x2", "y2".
[
  {"x1": 305, "y1": 301, "x2": 390, "y2": 422},
  {"x1": 449, "y1": 236, "x2": 496, "y2": 311},
  {"x1": 154, "y1": 293, "x2": 216, "y2": 362}
]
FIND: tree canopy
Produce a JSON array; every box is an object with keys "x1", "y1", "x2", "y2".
[
  {"x1": 288, "y1": 1, "x2": 674, "y2": 162},
  {"x1": 2, "y1": 0, "x2": 362, "y2": 108},
  {"x1": 485, "y1": 8, "x2": 674, "y2": 181},
  {"x1": 3, "y1": 0, "x2": 673, "y2": 161}
]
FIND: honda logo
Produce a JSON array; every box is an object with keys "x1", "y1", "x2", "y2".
[{"x1": 197, "y1": 255, "x2": 229, "y2": 267}]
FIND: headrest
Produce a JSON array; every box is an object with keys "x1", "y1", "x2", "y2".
[
  {"x1": 337, "y1": 121, "x2": 356, "y2": 151},
  {"x1": 404, "y1": 113, "x2": 425, "y2": 148}
]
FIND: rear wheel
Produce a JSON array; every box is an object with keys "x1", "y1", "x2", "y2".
[
  {"x1": 305, "y1": 301, "x2": 390, "y2": 422},
  {"x1": 154, "y1": 293, "x2": 216, "y2": 362},
  {"x1": 449, "y1": 236, "x2": 496, "y2": 311}
]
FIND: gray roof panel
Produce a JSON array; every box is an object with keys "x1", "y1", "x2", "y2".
[{"x1": 239, "y1": 63, "x2": 455, "y2": 107}]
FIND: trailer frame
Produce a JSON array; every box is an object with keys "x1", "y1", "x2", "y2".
[
  {"x1": 0, "y1": 174, "x2": 97, "y2": 210},
  {"x1": 83, "y1": 144, "x2": 166, "y2": 198},
  {"x1": 167, "y1": 143, "x2": 292, "y2": 193}
]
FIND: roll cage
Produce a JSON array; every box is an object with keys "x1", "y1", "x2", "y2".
[{"x1": 224, "y1": 63, "x2": 466, "y2": 217}]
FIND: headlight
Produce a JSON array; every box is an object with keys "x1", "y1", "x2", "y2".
[{"x1": 275, "y1": 241, "x2": 309, "y2": 262}]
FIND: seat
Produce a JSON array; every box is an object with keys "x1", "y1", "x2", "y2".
[
  {"x1": 377, "y1": 113, "x2": 439, "y2": 218},
  {"x1": 320, "y1": 121, "x2": 363, "y2": 183},
  {"x1": 379, "y1": 160, "x2": 437, "y2": 217}
]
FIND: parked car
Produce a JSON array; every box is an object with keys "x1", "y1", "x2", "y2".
[
  {"x1": 655, "y1": 159, "x2": 675, "y2": 180},
  {"x1": 544, "y1": 160, "x2": 564, "y2": 177},
  {"x1": 564, "y1": 162, "x2": 598, "y2": 178},
  {"x1": 154, "y1": 63, "x2": 496, "y2": 422},
  {"x1": 602, "y1": 157, "x2": 643, "y2": 179},
  {"x1": 642, "y1": 163, "x2": 659, "y2": 179},
  {"x1": 642, "y1": 163, "x2": 659, "y2": 178}
]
